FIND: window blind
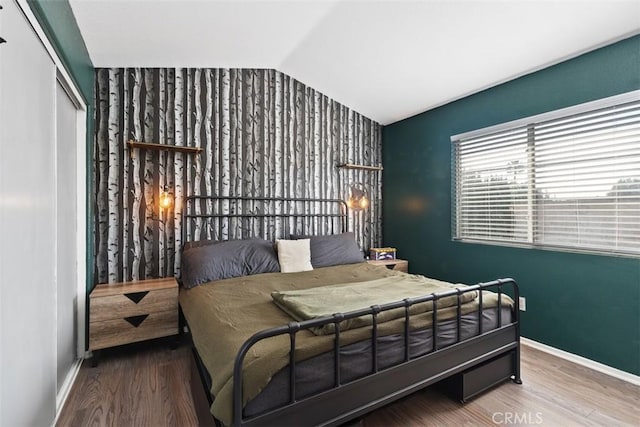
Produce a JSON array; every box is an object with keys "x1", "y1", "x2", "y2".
[{"x1": 452, "y1": 92, "x2": 640, "y2": 256}]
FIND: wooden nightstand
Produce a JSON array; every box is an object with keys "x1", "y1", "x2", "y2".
[
  {"x1": 89, "y1": 277, "x2": 179, "y2": 361},
  {"x1": 367, "y1": 259, "x2": 409, "y2": 273}
]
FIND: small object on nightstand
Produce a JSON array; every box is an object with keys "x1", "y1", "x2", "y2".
[
  {"x1": 89, "y1": 277, "x2": 179, "y2": 365},
  {"x1": 369, "y1": 247, "x2": 397, "y2": 260},
  {"x1": 367, "y1": 258, "x2": 408, "y2": 273}
]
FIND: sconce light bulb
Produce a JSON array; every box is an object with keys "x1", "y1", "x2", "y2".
[
  {"x1": 160, "y1": 190, "x2": 172, "y2": 209},
  {"x1": 345, "y1": 184, "x2": 369, "y2": 211}
]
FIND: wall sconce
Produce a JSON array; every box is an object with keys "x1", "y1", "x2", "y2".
[
  {"x1": 151, "y1": 187, "x2": 172, "y2": 223},
  {"x1": 346, "y1": 184, "x2": 369, "y2": 211},
  {"x1": 336, "y1": 163, "x2": 380, "y2": 212},
  {"x1": 160, "y1": 186, "x2": 173, "y2": 210}
]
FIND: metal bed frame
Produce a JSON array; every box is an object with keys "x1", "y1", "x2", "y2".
[
  {"x1": 181, "y1": 195, "x2": 522, "y2": 427},
  {"x1": 181, "y1": 195, "x2": 348, "y2": 245}
]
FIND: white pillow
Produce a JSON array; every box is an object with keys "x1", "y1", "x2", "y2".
[{"x1": 276, "y1": 239, "x2": 313, "y2": 273}]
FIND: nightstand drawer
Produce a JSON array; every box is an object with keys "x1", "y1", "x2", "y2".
[
  {"x1": 91, "y1": 287, "x2": 177, "y2": 322},
  {"x1": 367, "y1": 259, "x2": 408, "y2": 273},
  {"x1": 89, "y1": 309, "x2": 178, "y2": 350}
]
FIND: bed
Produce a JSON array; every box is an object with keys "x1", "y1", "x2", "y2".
[{"x1": 178, "y1": 195, "x2": 522, "y2": 426}]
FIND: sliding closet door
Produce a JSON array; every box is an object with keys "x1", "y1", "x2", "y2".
[
  {"x1": 0, "y1": 0, "x2": 57, "y2": 425},
  {"x1": 56, "y1": 81, "x2": 78, "y2": 394}
]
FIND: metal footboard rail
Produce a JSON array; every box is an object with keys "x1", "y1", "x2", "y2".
[{"x1": 232, "y1": 278, "x2": 521, "y2": 425}]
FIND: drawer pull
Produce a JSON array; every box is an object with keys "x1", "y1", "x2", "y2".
[
  {"x1": 124, "y1": 291, "x2": 149, "y2": 304},
  {"x1": 124, "y1": 314, "x2": 149, "y2": 327},
  {"x1": 385, "y1": 264, "x2": 395, "y2": 270}
]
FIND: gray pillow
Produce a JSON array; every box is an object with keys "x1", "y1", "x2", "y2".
[
  {"x1": 291, "y1": 232, "x2": 364, "y2": 268},
  {"x1": 181, "y1": 239, "x2": 280, "y2": 288},
  {"x1": 183, "y1": 239, "x2": 218, "y2": 251}
]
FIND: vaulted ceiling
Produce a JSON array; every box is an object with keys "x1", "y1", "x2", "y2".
[{"x1": 70, "y1": 0, "x2": 640, "y2": 125}]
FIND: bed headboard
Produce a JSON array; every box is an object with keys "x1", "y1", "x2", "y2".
[{"x1": 182, "y1": 196, "x2": 348, "y2": 246}]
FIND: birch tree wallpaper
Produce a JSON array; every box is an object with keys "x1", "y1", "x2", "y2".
[{"x1": 94, "y1": 68, "x2": 383, "y2": 284}]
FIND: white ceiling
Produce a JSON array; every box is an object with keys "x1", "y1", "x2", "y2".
[{"x1": 69, "y1": 0, "x2": 640, "y2": 125}]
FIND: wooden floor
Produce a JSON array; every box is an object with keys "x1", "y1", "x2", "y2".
[{"x1": 57, "y1": 340, "x2": 639, "y2": 427}]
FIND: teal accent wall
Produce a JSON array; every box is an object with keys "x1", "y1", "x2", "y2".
[
  {"x1": 27, "y1": 0, "x2": 95, "y2": 296},
  {"x1": 28, "y1": 1, "x2": 93, "y2": 102},
  {"x1": 382, "y1": 35, "x2": 640, "y2": 375}
]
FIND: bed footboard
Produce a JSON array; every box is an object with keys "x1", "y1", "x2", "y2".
[{"x1": 231, "y1": 278, "x2": 522, "y2": 426}]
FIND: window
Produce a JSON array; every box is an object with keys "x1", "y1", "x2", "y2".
[{"x1": 452, "y1": 91, "x2": 640, "y2": 257}]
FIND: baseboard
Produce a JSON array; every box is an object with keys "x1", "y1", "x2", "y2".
[
  {"x1": 54, "y1": 357, "x2": 83, "y2": 425},
  {"x1": 521, "y1": 337, "x2": 640, "y2": 387}
]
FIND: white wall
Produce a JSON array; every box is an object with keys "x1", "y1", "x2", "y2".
[
  {"x1": 0, "y1": 1, "x2": 85, "y2": 425},
  {"x1": 56, "y1": 82, "x2": 79, "y2": 394},
  {"x1": 0, "y1": 0, "x2": 57, "y2": 424}
]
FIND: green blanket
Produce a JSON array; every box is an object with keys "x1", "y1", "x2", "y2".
[{"x1": 272, "y1": 275, "x2": 476, "y2": 335}]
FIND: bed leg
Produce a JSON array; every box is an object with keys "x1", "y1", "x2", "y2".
[
  {"x1": 90, "y1": 350, "x2": 100, "y2": 368},
  {"x1": 190, "y1": 348, "x2": 217, "y2": 427},
  {"x1": 512, "y1": 346, "x2": 523, "y2": 384},
  {"x1": 170, "y1": 334, "x2": 180, "y2": 350},
  {"x1": 175, "y1": 305, "x2": 189, "y2": 350}
]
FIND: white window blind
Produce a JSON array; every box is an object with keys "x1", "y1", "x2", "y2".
[{"x1": 452, "y1": 91, "x2": 640, "y2": 257}]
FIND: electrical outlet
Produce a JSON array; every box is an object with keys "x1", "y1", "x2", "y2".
[{"x1": 519, "y1": 296, "x2": 526, "y2": 311}]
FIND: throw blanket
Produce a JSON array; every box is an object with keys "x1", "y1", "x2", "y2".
[
  {"x1": 272, "y1": 275, "x2": 476, "y2": 335},
  {"x1": 179, "y1": 263, "x2": 512, "y2": 426}
]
